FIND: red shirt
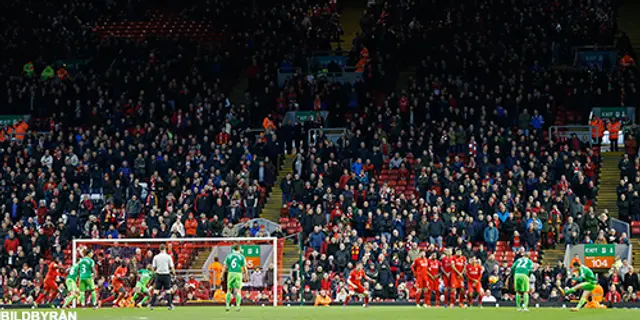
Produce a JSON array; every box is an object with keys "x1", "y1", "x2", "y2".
[
  {"x1": 453, "y1": 256, "x2": 467, "y2": 276},
  {"x1": 45, "y1": 262, "x2": 59, "y2": 281},
  {"x1": 412, "y1": 257, "x2": 429, "y2": 278},
  {"x1": 113, "y1": 266, "x2": 128, "y2": 287},
  {"x1": 466, "y1": 264, "x2": 483, "y2": 281},
  {"x1": 349, "y1": 269, "x2": 365, "y2": 285},
  {"x1": 441, "y1": 256, "x2": 453, "y2": 274},
  {"x1": 426, "y1": 259, "x2": 441, "y2": 277},
  {"x1": 606, "y1": 291, "x2": 621, "y2": 303}
]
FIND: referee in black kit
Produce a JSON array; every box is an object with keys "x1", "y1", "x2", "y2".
[{"x1": 150, "y1": 244, "x2": 176, "y2": 310}]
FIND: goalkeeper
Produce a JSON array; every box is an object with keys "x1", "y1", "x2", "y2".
[
  {"x1": 222, "y1": 245, "x2": 248, "y2": 312},
  {"x1": 131, "y1": 264, "x2": 154, "y2": 308},
  {"x1": 560, "y1": 260, "x2": 598, "y2": 311},
  {"x1": 512, "y1": 252, "x2": 534, "y2": 312},
  {"x1": 62, "y1": 262, "x2": 81, "y2": 308}
]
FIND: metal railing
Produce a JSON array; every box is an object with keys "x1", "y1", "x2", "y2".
[
  {"x1": 548, "y1": 125, "x2": 599, "y2": 145},
  {"x1": 308, "y1": 128, "x2": 347, "y2": 148}
]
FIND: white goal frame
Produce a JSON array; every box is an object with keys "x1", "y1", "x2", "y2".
[{"x1": 72, "y1": 237, "x2": 279, "y2": 307}]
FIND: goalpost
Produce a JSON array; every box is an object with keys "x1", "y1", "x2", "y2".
[{"x1": 72, "y1": 237, "x2": 281, "y2": 307}]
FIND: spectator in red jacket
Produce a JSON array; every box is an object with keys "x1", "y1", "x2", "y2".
[
  {"x1": 605, "y1": 285, "x2": 621, "y2": 304},
  {"x1": 4, "y1": 230, "x2": 19, "y2": 253}
]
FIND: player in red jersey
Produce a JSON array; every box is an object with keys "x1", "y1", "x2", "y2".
[
  {"x1": 440, "y1": 249, "x2": 454, "y2": 305},
  {"x1": 35, "y1": 258, "x2": 65, "y2": 306},
  {"x1": 345, "y1": 262, "x2": 374, "y2": 307},
  {"x1": 450, "y1": 249, "x2": 467, "y2": 307},
  {"x1": 411, "y1": 250, "x2": 429, "y2": 307},
  {"x1": 425, "y1": 252, "x2": 441, "y2": 307},
  {"x1": 465, "y1": 257, "x2": 484, "y2": 307},
  {"x1": 100, "y1": 261, "x2": 129, "y2": 307}
]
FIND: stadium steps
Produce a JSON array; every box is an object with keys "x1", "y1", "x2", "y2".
[
  {"x1": 191, "y1": 249, "x2": 211, "y2": 271},
  {"x1": 617, "y1": 2, "x2": 640, "y2": 55},
  {"x1": 280, "y1": 240, "x2": 300, "y2": 281},
  {"x1": 229, "y1": 69, "x2": 248, "y2": 107},
  {"x1": 540, "y1": 243, "x2": 566, "y2": 266},
  {"x1": 333, "y1": 0, "x2": 365, "y2": 51},
  {"x1": 262, "y1": 155, "x2": 296, "y2": 222},
  {"x1": 596, "y1": 152, "x2": 623, "y2": 219},
  {"x1": 633, "y1": 239, "x2": 640, "y2": 270}
]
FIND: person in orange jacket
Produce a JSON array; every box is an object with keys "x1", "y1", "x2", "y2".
[
  {"x1": 590, "y1": 117, "x2": 604, "y2": 143},
  {"x1": 263, "y1": 115, "x2": 276, "y2": 131},
  {"x1": 607, "y1": 119, "x2": 621, "y2": 151},
  {"x1": 314, "y1": 290, "x2": 332, "y2": 306}
]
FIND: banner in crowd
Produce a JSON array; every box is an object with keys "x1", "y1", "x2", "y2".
[
  {"x1": 0, "y1": 115, "x2": 30, "y2": 126},
  {"x1": 573, "y1": 50, "x2": 618, "y2": 70},
  {"x1": 565, "y1": 244, "x2": 631, "y2": 270}
]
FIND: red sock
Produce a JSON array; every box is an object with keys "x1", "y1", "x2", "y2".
[
  {"x1": 101, "y1": 296, "x2": 115, "y2": 305},
  {"x1": 35, "y1": 293, "x2": 46, "y2": 304},
  {"x1": 363, "y1": 296, "x2": 369, "y2": 306},
  {"x1": 344, "y1": 295, "x2": 351, "y2": 306},
  {"x1": 450, "y1": 291, "x2": 456, "y2": 305},
  {"x1": 459, "y1": 291, "x2": 464, "y2": 305},
  {"x1": 434, "y1": 290, "x2": 439, "y2": 306},
  {"x1": 416, "y1": 291, "x2": 421, "y2": 305},
  {"x1": 478, "y1": 293, "x2": 482, "y2": 306},
  {"x1": 444, "y1": 290, "x2": 449, "y2": 305},
  {"x1": 425, "y1": 291, "x2": 431, "y2": 306}
]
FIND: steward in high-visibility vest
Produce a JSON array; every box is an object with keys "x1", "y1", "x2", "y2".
[
  {"x1": 590, "y1": 117, "x2": 604, "y2": 140},
  {"x1": 607, "y1": 119, "x2": 621, "y2": 151}
]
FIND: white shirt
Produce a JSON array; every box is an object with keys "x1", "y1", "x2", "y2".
[{"x1": 153, "y1": 252, "x2": 174, "y2": 275}]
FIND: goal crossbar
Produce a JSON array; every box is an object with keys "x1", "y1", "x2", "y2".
[{"x1": 72, "y1": 237, "x2": 279, "y2": 307}]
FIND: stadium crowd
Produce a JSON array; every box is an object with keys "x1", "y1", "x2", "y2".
[{"x1": 0, "y1": 0, "x2": 638, "y2": 308}]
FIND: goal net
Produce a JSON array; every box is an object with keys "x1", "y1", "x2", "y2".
[{"x1": 72, "y1": 237, "x2": 283, "y2": 307}]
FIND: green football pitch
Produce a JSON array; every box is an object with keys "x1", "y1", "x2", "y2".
[{"x1": 68, "y1": 306, "x2": 638, "y2": 320}]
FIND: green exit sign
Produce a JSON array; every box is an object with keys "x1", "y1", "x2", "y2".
[
  {"x1": 584, "y1": 244, "x2": 615, "y2": 257},
  {"x1": 242, "y1": 245, "x2": 261, "y2": 257}
]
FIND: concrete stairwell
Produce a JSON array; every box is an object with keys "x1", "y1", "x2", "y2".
[
  {"x1": 333, "y1": 0, "x2": 365, "y2": 51},
  {"x1": 633, "y1": 239, "x2": 640, "y2": 270},
  {"x1": 597, "y1": 152, "x2": 623, "y2": 218},
  {"x1": 617, "y1": 2, "x2": 640, "y2": 55},
  {"x1": 191, "y1": 249, "x2": 210, "y2": 271},
  {"x1": 540, "y1": 243, "x2": 566, "y2": 267},
  {"x1": 261, "y1": 155, "x2": 294, "y2": 221},
  {"x1": 259, "y1": 155, "x2": 300, "y2": 281}
]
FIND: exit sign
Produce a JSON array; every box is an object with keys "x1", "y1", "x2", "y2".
[
  {"x1": 584, "y1": 244, "x2": 614, "y2": 257},
  {"x1": 584, "y1": 244, "x2": 615, "y2": 269}
]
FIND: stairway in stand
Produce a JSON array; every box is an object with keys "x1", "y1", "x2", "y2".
[
  {"x1": 540, "y1": 243, "x2": 566, "y2": 266},
  {"x1": 597, "y1": 152, "x2": 622, "y2": 218},
  {"x1": 333, "y1": 0, "x2": 365, "y2": 51},
  {"x1": 633, "y1": 239, "x2": 640, "y2": 270},
  {"x1": 261, "y1": 155, "x2": 300, "y2": 281},
  {"x1": 617, "y1": 2, "x2": 640, "y2": 56}
]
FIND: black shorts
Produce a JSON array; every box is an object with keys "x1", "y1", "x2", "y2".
[{"x1": 154, "y1": 274, "x2": 172, "y2": 290}]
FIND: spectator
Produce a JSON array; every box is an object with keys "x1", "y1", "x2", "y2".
[{"x1": 483, "y1": 222, "x2": 499, "y2": 253}]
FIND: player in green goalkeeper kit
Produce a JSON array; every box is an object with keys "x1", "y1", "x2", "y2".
[
  {"x1": 559, "y1": 261, "x2": 598, "y2": 311},
  {"x1": 78, "y1": 249, "x2": 98, "y2": 308},
  {"x1": 62, "y1": 263, "x2": 81, "y2": 308},
  {"x1": 222, "y1": 245, "x2": 248, "y2": 311},
  {"x1": 131, "y1": 265, "x2": 155, "y2": 307},
  {"x1": 512, "y1": 252, "x2": 534, "y2": 312}
]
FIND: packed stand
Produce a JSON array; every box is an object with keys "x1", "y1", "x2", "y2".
[
  {"x1": 269, "y1": 0, "x2": 640, "y2": 306},
  {"x1": 0, "y1": 0, "x2": 346, "y2": 305}
]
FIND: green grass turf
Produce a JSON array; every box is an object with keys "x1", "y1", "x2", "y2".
[{"x1": 66, "y1": 306, "x2": 639, "y2": 320}]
